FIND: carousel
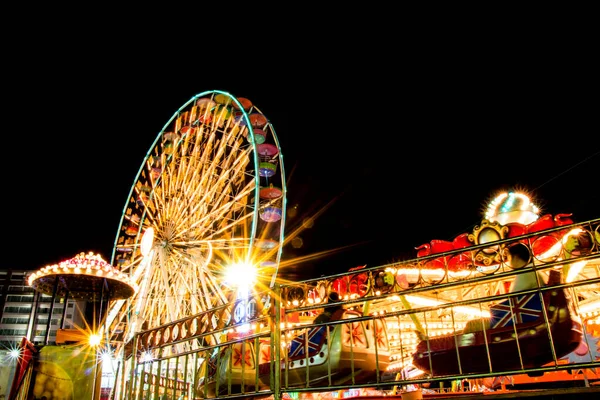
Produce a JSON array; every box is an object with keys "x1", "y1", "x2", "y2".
[{"x1": 10, "y1": 252, "x2": 137, "y2": 400}]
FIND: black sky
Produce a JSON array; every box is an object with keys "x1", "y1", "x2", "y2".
[{"x1": 3, "y1": 37, "x2": 599, "y2": 282}]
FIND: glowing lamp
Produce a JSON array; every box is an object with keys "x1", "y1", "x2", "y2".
[
  {"x1": 88, "y1": 333, "x2": 101, "y2": 347},
  {"x1": 485, "y1": 191, "x2": 540, "y2": 225}
]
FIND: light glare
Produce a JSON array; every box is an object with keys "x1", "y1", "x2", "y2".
[
  {"x1": 225, "y1": 262, "x2": 256, "y2": 287},
  {"x1": 89, "y1": 333, "x2": 101, "y2": 347}
]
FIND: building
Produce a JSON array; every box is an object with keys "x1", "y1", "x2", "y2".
[{"x1": 0, "y1": 270, "x2": 86, "y2": 348}]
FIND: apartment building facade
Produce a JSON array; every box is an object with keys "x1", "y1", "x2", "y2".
[{"x1": 0, "y1": 270, "x2": 86, "y2": 348}]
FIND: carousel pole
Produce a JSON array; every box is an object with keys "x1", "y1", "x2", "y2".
[
  {"x1": 102, "y1": 278, "x2": 112, "y2": 339},
  {"x1": 27, "y1": 252, "x2": 136, "y2": 399},
  {"x1": 60, "y1": 290, "x2": 70, "y2": 329},
  {"x1": 92, "y1": 278, "x2": 109, "y2": 400},
  {"x1": 26, "y1": 291, "x2": 41, "y2": 342},
  {"x1": 273, "y1": 284, "x2": 282, "y2": 400},
  {"x1": 44, "y1": 277, "x2": 60, "y2": 345}
]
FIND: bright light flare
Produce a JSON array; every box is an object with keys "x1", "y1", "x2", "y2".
[
  {"x1": 88, "y1": 333, "x2": 102, "y2": 347},
  {"x1": 101, "y1": 352, "x2": 112, "y2": 364},
  {"x1": 8, "y1": 349, "x2": 20, "y2": 359},
  {"x1": 98, "y1": 348, "x2": 118, "y2": 372},
  {"x1": 141, "y1": 351, "x2": 153, "y2": 363},
  {"x1": 225, "y1": 262, "x2": 257, "y2": 288}
]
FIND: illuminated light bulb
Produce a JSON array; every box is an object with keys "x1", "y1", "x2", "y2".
[
  {"x1": 485, "y1": 191, "x2": 540, "y2": 225},
  {"x1": 141, "y1": 351, "x2": 153, "y2": 363},
  {"x1": 101, "y1": 352, "x2": 113, "y2": 365},
  {"x1": 88, "y1": 333, "x2": 101, "y2": 347}
]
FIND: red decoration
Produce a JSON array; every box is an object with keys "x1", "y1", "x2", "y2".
[
  {"x1": 8, "y1": 337, "x2": 37, "y2": 400},
  {"x1": 416, "y1": 214, "x2": 574, "y2": 271}
]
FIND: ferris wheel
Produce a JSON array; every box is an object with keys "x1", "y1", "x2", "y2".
[{"x1": 104, "y1": 90, "x2": 286, "y2": 346}]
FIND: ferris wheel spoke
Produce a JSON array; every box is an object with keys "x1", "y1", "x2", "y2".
[
  {"x1": 206, "y1": 213, "x2": 255, "y2": 243},
  {"x1": 185, "y1": 186, "x2": 255, "y2": 240},
  {"x1": 173, "y1": 237, "x2": 251, "y2": 251}
]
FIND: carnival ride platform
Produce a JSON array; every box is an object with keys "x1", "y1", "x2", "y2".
[
  {"x1": 11, "y1": 189, "x2": 599, "y2": 400},
  {"x1": 99, "y1": 215, "x2": 600, "y2": 400}
]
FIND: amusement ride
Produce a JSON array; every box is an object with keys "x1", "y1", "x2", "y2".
[
  {"x1": 9, "y1": 90, "x2": 600, "y2": 400},
  {"x1": 105, "y1": 90, "x2": 287, "y2": 354}
]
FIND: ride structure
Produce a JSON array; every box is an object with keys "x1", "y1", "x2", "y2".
[
  {"x1": 104, "y1": 90, "x2": 287, "y2": 399},
  {"x1": 411, "y1": 193, "x2": 586, "y2": 376},
  {"x1": 104, "y1": 167, "x2": 599, "y2": 399},
  {"x1": 272, "y1": 190, "x2": 600, "y2": 396},
  {"x1": 187, "y1": 189, "x2": 599, "y2": 398},
  {"x1": 8, "y1": 89, "x2": 598, "y2": 400}
]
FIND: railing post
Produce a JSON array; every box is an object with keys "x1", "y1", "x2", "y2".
[
  {"x1": 128, "y1": 335, "x2": 137, "y2": 400},
  {"x1": 273, "y1": 283, "x2": 282, "y2": 400}
]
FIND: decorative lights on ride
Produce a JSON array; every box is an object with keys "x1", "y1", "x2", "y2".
[
  {"x1": 27, "y1": 252, "x2": 138, "y2": 300},
  {"x1": 140, "y1": 350, "x2": 154, "y2": 363},
  {"x1": 485, "y1": 191, "x2": 540, "y2": 225},
  {"x1": 100, "y1": 350, "x2": 115, "y2": 368},
  {"x1": 28, "y1": 253, "x2": 129, "y2": 285},
  {"x1": 284, "y1": 286, "x2": 306, "y2": 307}
]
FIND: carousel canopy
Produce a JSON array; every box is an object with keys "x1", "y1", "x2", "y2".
[{"x1": 27, "y1": 252, "x2": 137, "y2": 301}]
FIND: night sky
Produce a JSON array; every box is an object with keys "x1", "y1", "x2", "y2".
[{"x1": 3, "y1": 43, "x2": 599, "y2": 283}]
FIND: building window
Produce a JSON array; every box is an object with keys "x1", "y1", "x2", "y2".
[
  {"x1": 6, "y1": 295, "x2": 34, "y2": 302},
  {"x1": 4, "y1": 306, "x2": 32, "y2": 314}
]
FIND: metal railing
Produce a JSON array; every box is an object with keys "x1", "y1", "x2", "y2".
[{"x1": 112, "y1": 217, "x2": 600, "y2": 399}]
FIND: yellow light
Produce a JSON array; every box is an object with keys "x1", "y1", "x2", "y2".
[
  {"x1": 225, "y1": 262, "x2": 257, "y2": 287},
  {"x1": 88, "y1": 333, "x2": 101, "y2": 347}
]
